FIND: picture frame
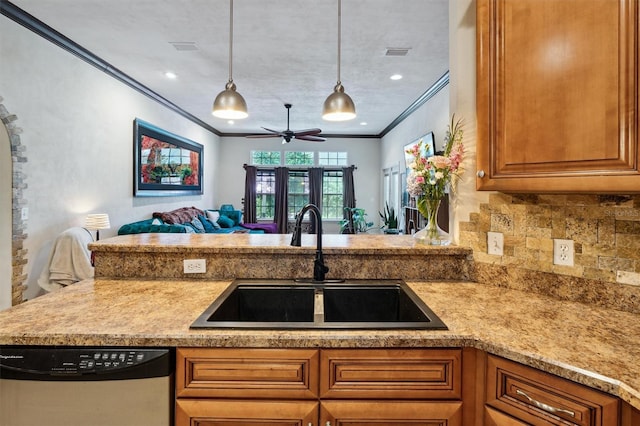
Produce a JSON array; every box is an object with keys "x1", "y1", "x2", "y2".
[
  {"x1": 133, "y1": 118, "x2": 203, "y2": 197},
  {"x1": 403, "y1": 131, "x2": 435, "y2": 169}
]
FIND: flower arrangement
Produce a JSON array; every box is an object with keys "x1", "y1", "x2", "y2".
[{"x1": 405, "y1": 115, "x2": 465, "y2": 244}]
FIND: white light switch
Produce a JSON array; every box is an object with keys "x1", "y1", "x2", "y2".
[{"x1": 487, "y1": 232, "x2": 504, "y2": 256}]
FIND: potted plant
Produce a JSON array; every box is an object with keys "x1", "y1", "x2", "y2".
[
  {"x1": 379, "y1": 202, "x2": 399, "y2": 234},
  {"x1": 340, "y1": 207, "x2": 374, "y2": 234}
]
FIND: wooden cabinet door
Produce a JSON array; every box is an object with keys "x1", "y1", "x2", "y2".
[
  {"x1": 175, "y1": 399, "x2": 318, "y2": 426},
  {"x1": 486, "y1": 355, "x2": 618, "y2": 426},
  {"x1": 321, "y1": 400, "x2": 462, "y2": 425},
  {"x1": 485, "y1": 407, "x2": 529, "y2": 426},
  {"x1": 476, "y1": 0, "x2": 640, "y2": 193}
]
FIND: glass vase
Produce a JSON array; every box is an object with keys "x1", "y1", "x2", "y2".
[{"x1": 414, "y1": 197, "x2": 450, "y2": 245}]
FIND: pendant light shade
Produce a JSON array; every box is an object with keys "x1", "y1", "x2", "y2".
[
  {"x1": 213, "y1": 80, "x2": 248, "y2": 119},
  {"x1": 323, "y1": 82, "x2": 356, "y2": 121},
  {"x1": 323, "y1": 0, "x2": 356, "y2": 121},
  {"x1": 212, "y1": 0, "x2": 248, "y2": 119}
]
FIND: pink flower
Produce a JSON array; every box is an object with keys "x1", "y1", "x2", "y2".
[{"x1": 428, "y1": 155, "x2": 450, "y2": 170}]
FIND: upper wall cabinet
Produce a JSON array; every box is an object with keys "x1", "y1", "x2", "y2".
[{"x1": 476, "y1": 0, "x2": 639, "y2": 193}]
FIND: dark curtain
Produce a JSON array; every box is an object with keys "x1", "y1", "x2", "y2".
[
  {"x1": 342, "y1": 166, "x2": 356, "y2": 234},
  {"x1": 243, "y1": 165, "x2": 257, "y2": 224},
  {"x1": 274, "y1": 167, "x2": 289, "y2": 234},
  {"x1": 308, "y1": 167, "x2": 324, "y2": 234}
]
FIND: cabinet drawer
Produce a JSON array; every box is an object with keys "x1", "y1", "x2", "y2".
[
  {"x1": 486, "y1": 355, "x2": 618, "y2": 426},
  {"x1": 175, "y1": 399, "x2": 318, "y2": 426},
  {"x1": 321, "y1": 400, "x2": 463, "y2": 425},
  {"x1": 176, "y1": 348, "x2": 319, "y2": 399},
  {"x1": 320, "y1": 348, "x2": 461, "y2": 399}
]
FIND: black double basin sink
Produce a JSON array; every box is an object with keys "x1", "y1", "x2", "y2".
[{"x1": 190, "y1": 279, "x2": 447, "y2": 330}]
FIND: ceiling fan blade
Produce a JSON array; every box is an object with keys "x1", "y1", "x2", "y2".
[
  {"x1": 292, "y1": 128, "x2": 322, "y2": 137},
  {"x1": 246, "y1": 134, "x2": 280, "y2": 138},
  {"x1": 262, "y1": 127, "x2": 285, "y2": 135},
  {"x1": 295, "y1": 135, "x2": 326, "y2": 142}
]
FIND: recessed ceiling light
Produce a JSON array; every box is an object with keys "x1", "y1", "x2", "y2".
[
  {"x1": 164, "y1": 71, "x2": 177, "y2": 79},
  {"x1": 227, "y1": 120, "x2": 235, "y2": 125},
  {"x1": 360, "y1": 122, "x2": 368, "y2": 126},
  {"x1": 390, "y1": 74, "x2": 403, "y2": 80}
]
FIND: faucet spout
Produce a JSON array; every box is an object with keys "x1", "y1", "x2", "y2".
[{"x1": 290, "y1": 203, "x2": 328, "y2": 281}]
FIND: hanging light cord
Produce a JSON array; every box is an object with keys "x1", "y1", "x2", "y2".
[
  {"x1": 228, "y1": 0, "x2": 234, "y2": 83},
  {"x1": 336, "y1": 0, "x2": 342, "y2": 84}
]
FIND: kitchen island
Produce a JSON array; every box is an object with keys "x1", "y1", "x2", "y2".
[{"x1": 1, "y1": 233, "x2": 639, "y2": 422}]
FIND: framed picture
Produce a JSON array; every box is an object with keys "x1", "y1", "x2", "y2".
[
  {"x1": 403, "y1": 131, "x2": 435, "y2": 169},
  {"x1": 133, "y1": 118, "x2": 203, "y2": 197}
]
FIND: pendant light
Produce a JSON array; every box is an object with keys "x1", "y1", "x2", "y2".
[
  {"x1": 322, "y1": 0, "x2": 356, "y2": 121},
  {"x1": 212, "y1": 0, "x2": 248, "y2": 119}
]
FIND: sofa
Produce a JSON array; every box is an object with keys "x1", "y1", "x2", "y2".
[{"x1": 117, "y1": 206, "x2": 275, "y2": 235}]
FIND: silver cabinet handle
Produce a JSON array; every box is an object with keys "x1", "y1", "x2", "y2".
[
  {"x1": 516, "y1": 389, "x2": 575, "y2": 418},
  {"x1": 477, "y1": 170, "x2": 485, "y2": 178}
]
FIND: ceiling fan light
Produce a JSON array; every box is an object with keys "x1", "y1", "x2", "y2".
[
  {"x1": 322, "y1": 82, "x2": 356, "y2": 121},
  {"x1": 212, "y1": 80, "x2": 248, "y2": 119}
]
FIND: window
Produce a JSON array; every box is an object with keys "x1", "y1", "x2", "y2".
[
  {"x1": 288, "y1": 171, "x2": 309, "y2": 219},
  {"x1": 285, "y1": 151, "x2": 314, "y2": 165},
  {"x1": 252, "y1": 151, "x2": 281, "y2": 165},
  {"x1": 319, "y1": 151, "x2": 347, "y2": 166},
  {"x1": 322, "y1": 170, "x2": 343, "y2": 220},
  {"x1": 256, "y1": 170, "x2": 275, "y2": 219},
  {"x1": 250, "y1": 151, "x2": 348, "y2": 222}
]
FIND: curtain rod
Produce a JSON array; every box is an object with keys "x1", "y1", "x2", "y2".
[{"x1": 243, "y1": 164, "x2": 357, "y2": 171}]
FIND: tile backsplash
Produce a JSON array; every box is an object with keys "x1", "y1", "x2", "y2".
[{"x1": 459, "y1": 193, "x2": 640, "y2": 312}]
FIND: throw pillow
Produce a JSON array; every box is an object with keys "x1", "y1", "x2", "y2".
[
  {"x1": 198, "y1": 214, "x2": 217, "y2": 233},
  {"x1": 225, "y1": 210, "x2": 242, "y2": 226},
  {"x1": 190, "y1": 217, "x2": 206, "y2": 233},
  {"x1": 217, "y1": 214, "x2": 235, "y2": 228},
  {"x1": 206, "y1": 210, "x2": 220, "y2": 223}
]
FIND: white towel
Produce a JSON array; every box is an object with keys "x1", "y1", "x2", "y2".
[{"x1": 37, "y1": 227, "x2": 95, "y2": 292}]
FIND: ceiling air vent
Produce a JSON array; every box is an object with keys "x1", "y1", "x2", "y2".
[
  {"x1": 385, "y1": 47, "x2": 411, "y2": 57},
  {"x1": 169, "y1": 42, "x2": 199, "y2": 51}
]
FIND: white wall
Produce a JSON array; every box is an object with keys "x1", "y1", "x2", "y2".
[
  {"x1": 448, "y1": 0, "x2": 491, "y2": 242},
  {"x1": 0, "y1": 125, "x2": 11, "y2": 310},
  {"x1": 218, "y1": 136, "x2": 381, "y2": 233},
  {"x1": 1, "y1": 18, "x2": 219, "y2": 300}
]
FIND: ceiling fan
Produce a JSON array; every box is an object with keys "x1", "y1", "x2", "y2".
[{"x1": 246, "y1": 103, "x2": 325, "y2": 143}]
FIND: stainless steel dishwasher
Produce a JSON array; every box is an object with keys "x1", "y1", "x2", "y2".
[{"x1": 0, "y1": 346, "x2": 174, "y2": 426}]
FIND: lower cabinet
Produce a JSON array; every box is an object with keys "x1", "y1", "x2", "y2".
[
  {"x1": 175, "y1": 348, "x2": 638, "y2": 426},
  {"x1": 175, "y1": 347, "x2": 464, "y2": 426},
  {"x1": 485, "y1": 355, "x2": 619, "y2": 426}
]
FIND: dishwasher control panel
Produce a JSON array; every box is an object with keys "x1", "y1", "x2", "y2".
[
  {"x1": 0, "y1": 347, "x2": 172, "y2": 380},
  {"x1": 66, "y1": 349, "x2": 157, "y2": 373}
]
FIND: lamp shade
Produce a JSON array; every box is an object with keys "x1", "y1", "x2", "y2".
[
  {"x1": 212, "y1": 80, "x2": 248, "y2": 119},
  {"x1": 84, "y1": 213, "x2": 110, "y2": 230},
  {"x1": 322, "y1": 82, "x2": 356, "y2": 121}
]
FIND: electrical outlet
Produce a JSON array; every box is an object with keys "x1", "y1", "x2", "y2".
[
  {"x1": 183, "y1": 259, "x2": 206, "y2": 274},
  {"x1": 553, "y1": 239, "x2": 574, "y2": 266},
  {"x1": 487, "y1": 232, "x2": 504, "y2": 256},
  {"x1": 21, "y1": 207, "x2": 28, "y2": 220}
]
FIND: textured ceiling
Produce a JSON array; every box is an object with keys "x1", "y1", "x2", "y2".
[{"x1": 9, "y1": 0, "x2": 449, "y2": 138}]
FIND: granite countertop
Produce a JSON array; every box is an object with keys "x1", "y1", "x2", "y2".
[
  {"x1": 88, "y1": 233, "x2": 473, "y2": 255},
  {"x1": 0, "y1": 278, "x2": 638, "y2": 410}
]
